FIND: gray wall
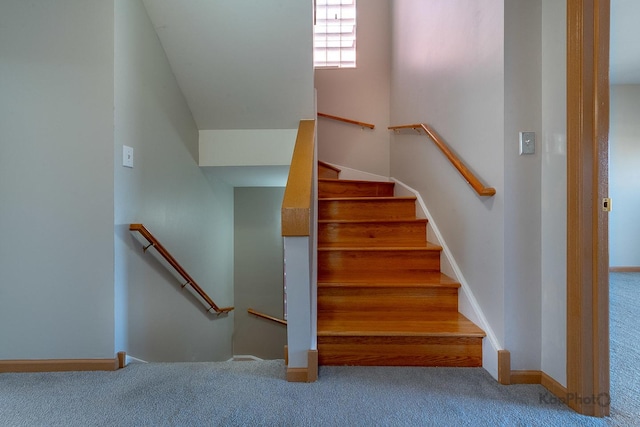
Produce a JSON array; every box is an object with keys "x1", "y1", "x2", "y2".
[
  {"x1": 503, "y1": 0, "x2": 543, "y2": 371},
  {"x1": 540, "y1": 0, "x2": 567, "y2": 386},
  {"x1": 114, "y1": 0, "x2": 234, "y2": 362},
  {"x1": 0, "y1": 1, "x2": 115, "y2": 359},
  {"x1": 390, "y1": 0, "x2": 567, "y2": 379},
  {"x1": 609, "y1": 85, "x2": 640, "y2": 267},
  {"x1": 390, "y1": 0, "x2": 507, "y2": 359},
  {"x1": 233, "y1": 188, "x2": 287, "y2": 359}
]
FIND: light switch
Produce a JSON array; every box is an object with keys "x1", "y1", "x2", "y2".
[
  {"x1": 519, "y1": 132, "x2": 535, "y2": 155},
  {"x1": 123, "y1": 145, "x2": 134, "y2": 168}
]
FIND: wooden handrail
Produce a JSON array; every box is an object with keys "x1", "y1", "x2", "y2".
[
  {"x1": 247, "y1": 308, "x2": 287, "y2": 326},
  {"x1": 318, "y1": 112, "x2": 375, "y2": 129},
  {"x1": 282, "y1": 119, "x2": 316, "y2": 236},
  {"x1": 129, "y1": 224, "x2": 233, "y2": 314},
  {"x1": 388, "y1": 123, "x2": 496, "y2": 197}
]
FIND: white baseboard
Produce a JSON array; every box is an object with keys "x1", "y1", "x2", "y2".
[
  {"x1": 125, "y1": 355, "x2": 148, "y2": 365},
  {"x1": 125, "y1": 355, "x2": 267, "y2": 364},
  {"x1": 228, "y1": 355, "x2": 264, "y2": 362},
  {"x1": 391, "y1": 177, "x2": 502, "y2": 380}
]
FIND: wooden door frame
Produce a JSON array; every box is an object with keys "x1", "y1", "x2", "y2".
[{"x1": 566, "y1": 0, "x2": 610, "y2": 417}]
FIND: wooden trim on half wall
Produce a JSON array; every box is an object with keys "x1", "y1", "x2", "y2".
[
  {"x1": 286, "y1": 367, "x2": 310, "y2": 382},
  {"x1": 286, "y1": 350, "x2": 318, "y2": 383},
  {"x1": 566, "y1": 0, "x2": 610, "y2": 417},
  {"x1": 498, "y1": 350, "x2": 511, "y2": 385}
]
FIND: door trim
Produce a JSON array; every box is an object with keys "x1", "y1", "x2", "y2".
[{"x1": 566, "y1": 0, "x2": 610, "y2": 417}]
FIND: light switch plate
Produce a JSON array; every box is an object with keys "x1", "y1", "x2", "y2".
[
  {"x1": 123, "y1": 145, "x2": 134, "y2": 168},
  {"x1": 519, "y1": 132, "x2": 535, "y2": 155}
]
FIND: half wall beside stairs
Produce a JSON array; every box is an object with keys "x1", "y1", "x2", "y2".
[{"x1": 281, "y1": 119, "x2": 318, "y2": 382}]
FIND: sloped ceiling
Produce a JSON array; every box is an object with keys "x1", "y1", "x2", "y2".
[
  {"x1": 140, "y1": 0, "x2": 635, "y2": 134},
  {"x1": 141, "y1": 0, "x2": 314, "y2": 130},
  {"x1": 610, "y1": 0, "x2": 640, "y2": 84}
]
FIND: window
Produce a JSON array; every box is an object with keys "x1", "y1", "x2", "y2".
[{"x1": 314, "y1": 0, "x2": 356, "y2": 68}]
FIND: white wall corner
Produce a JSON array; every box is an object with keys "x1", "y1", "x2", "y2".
[{"x1": 392, "y1": 177, "x2": 503, "y2": 380}]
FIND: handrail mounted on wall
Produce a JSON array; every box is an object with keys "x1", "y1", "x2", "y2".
[
  {"x1": 318, "y1": 112, "x2": 375, "y2": 130},
  {"x1": 129, "y1": 224, "x2": 233, "y2": 314},
  {"x1": 388, "y1": 123, "x2": 496, "y2": 197}
]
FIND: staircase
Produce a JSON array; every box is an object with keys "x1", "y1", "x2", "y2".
[{"x1": 317, "y1": 162, "x2": 485, "y2": 367}]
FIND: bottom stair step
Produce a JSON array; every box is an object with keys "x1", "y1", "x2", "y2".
[
  {"x1": 317, "y1": 313, "x2": 485, "y2": 367},
  {"x1": 318, "y1": 335, "x2": 483, "y2": 367}
]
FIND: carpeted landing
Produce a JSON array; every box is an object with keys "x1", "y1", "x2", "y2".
[
  {"x1": 1, "y1": 273, "x2": 638, "y2": 426},
  {"x1": 0, "y1": 361, "x2": 614, "y2": 426}
]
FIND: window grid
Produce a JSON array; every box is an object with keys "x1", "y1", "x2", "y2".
[{"x1": 314, "y1": 0, "x2": 356, "y2": 68}]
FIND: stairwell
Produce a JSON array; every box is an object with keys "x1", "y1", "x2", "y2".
[{"x1": 317, "y1": 162, "x2": 486, "y2": 367}]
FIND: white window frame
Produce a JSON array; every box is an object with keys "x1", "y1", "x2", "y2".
[{"x1": 313, "y1": 0, "x2": 357, "y2": 69}]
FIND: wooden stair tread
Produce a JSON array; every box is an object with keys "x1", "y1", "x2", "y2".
[
  {"x1": 318, "y1": 241, "x2": 441, "y2": 250},
  {"x1": 319, "y1": 179, "x2": 395, "y2": 198},
  {"x1": 316, "y1": 168, "x2": 485, "y2": 367},
  {"x1": 319, "y1": 197, "x2": 417, "y2": 221},
  {"x1": 318, "y1": 313, "x2": 486, "y2": 338},
  {"x1": 318, "y1": 273, "x2": 460, "y2": 288},
  {"x1": 319, "y1": 196, "x2": 415, "y2": 202},
  {"x1": 318, "y1": 218, "x2": 428, "y2": 224},
  {"x1": 318, "y1": 218, "x2": 428, "y2": 245},
  {"x1": 319, "y1": 178, "x2": 393, "y2": 185}
]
